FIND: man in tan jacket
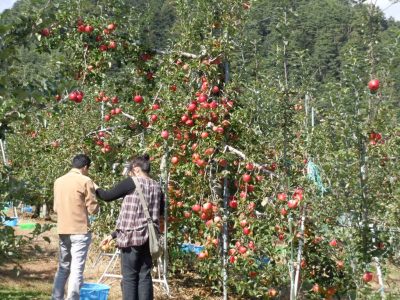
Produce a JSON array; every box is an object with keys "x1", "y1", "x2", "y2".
[{"x1": 52, "y1": 154, "x2": 99, "y2": 300}]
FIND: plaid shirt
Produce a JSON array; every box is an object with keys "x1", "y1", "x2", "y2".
[{"x1": 116, "y1": 177, "x2": 163, "y2": 248}]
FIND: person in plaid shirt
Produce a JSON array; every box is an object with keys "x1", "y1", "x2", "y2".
[{"x1": 96, "y1": 154, "x2": 164, "y2": 300}]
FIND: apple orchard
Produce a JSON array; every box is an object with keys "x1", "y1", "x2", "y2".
[{"x1": 4, "y1": 0, "x2": 400, "y2": 299}]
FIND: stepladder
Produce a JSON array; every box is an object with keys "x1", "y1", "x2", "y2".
[{"x1": 91, "y1": 247, "x2": 170, "y2": 296}]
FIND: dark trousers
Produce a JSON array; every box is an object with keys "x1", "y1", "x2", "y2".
[{"x1": 121, "y1": 241, "x2": 153, "y2": 300}]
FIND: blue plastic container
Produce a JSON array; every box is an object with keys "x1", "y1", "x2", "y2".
[
  {"x1": 2, "y1": 217, "x2": 18, "y2": 227},
  {"x1": 80, "y1": 283, "x2": 110, "y2": 300},
  {"x1": 21, "y1": 206, "x2": 33, "y2": 213},
  {"x1": 180, "y1": 243, "x2": 205, "y2": 254},
  {"x1": 257, "y1": 257, "x2": 270, "y2": 269}
]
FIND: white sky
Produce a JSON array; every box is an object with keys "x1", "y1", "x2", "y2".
[{"x1": 0, "y1": 0, "x2": 399, "y2": 19}]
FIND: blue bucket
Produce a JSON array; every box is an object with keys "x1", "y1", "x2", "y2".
[
  {"x1": 80, "y1": 283, "x2": 110, "y2": 300},
  {"x1": 2, "y1": 217, "x2": 18, "y2": 227}
]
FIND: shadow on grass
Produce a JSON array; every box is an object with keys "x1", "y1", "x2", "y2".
[{"x1": 0, "y1": 287, "x2": 49, "y2": 299}]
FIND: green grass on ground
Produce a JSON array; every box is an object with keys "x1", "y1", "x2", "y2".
[{"x1": 0, "y1": 286, "x2": 49, "y2": 300}]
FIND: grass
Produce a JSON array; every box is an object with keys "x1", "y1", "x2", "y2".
[{"x1": 0, "y1": 286, "x2": 49, "y2": 300}]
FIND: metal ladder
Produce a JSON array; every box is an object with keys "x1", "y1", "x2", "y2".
[{"x1": 92, "y1": 248, "x2": 170, "y2": 296}]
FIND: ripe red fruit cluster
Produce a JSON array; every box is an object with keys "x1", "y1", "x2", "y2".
[
  {"x1": 110, "y1": 107, "x2": 122, "y2": 116},
  {"x1": 94, "y1": 91, "x2": 119, "y2": 103},
  {"x1": 369, "y1": 131, "x2": 382, "y2": 145},
  {"x1": 292, "y1": 187, "x2": 303, "y2": 201},
  {"x1": 68, "y1": 90, "x2": 84, "y2": 103},
  {"x1": 77, "y1": 20, "x2": 94, "y2": 33},
  {"x1": 101, "y1": 144, "x2": 112, "y2": 153}
]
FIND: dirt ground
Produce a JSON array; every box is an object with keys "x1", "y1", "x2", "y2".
[{"x1": 0, "y1": 214, "x2": 221, "y2": 300}]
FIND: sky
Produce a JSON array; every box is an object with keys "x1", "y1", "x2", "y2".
[{"x1": 0, "y1": 0, "x2": 399, "y2": 19}]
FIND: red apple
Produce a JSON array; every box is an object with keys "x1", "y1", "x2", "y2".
[
  {"x1": 107, "y1": 23, "x2": 116, "y2": 31},
  {"x1": 209, "y1": 101, "x2": 218, "y2": 109},
  {"x1": 242, "y1": 174, "x2": 251, "y2": 183},
  {"x1": 104, "y1": 114, "x2": 111, "y2": 122},
  {"x1": 200, "y1": 212, "x2": 208, "y2": 220},
  {"x1": 229, "y1": 200, "x2": 238, "y2": 209},
  {"x1": 368, "y1": 79, "x2": 380, "y2": 91},
  {"x1": 99, "y1": 44, "x2": 108, "y2": 52},
  {"x1": 198, "y1": 251, "x2": 208, "y2": 259},
  {"x1": 171, "y1": 156, "x2": 179, "y2": 164},
  {"x1": 169, "y1": 84, "x2": 177, "y2": 92},
  {"x1": 212, "y1": 86, "x2": 220, "y2": 94},
  {"x1": 238, "y1": 246, "x2": 247, "y2": 254},
  {"x1": 300, "y1": 259, "x2": 307, "y2": 269},
  {"x1": 201, "y1": 132, "x2": 209, "y2": 139},
  {"x1": 245, "y1": 163, "x2": 254, "y2": 171},
  {"x1": 204, "y1": 148, "x2": 214, "y2": 156},
  {"x1": 268, "y1": 288, "x2": 278, "y2": 297},
  {"x1": 202, "y1": 202, "x2": 213, "y2": 211},
  {"x1": 69, "y1": 91, "x2": 77, "y2": 101},
  {"x1": 248, "y1": 202, "x2": 256, "y2": 211},
  {"x1": 40, "y1": 28, "x2": 50, "y2": 37},
  {"x1": 196, "y1": 159, "x2": 206, "y2": 167},
  {"x1": 336, "y1": 260, "x2": 344, "y2": 269},
  {"x1": 84, "y1": 25, "x2": 94, "y2": 33},
  {"x1": 287, "y1": 199, "x2": 298, "y2": 209},
  {"x1": 243, "y1": 227, "x2": 251, "y2": 235},
  {"x1": 108, "y1": 41, "x2": 117, "y2": 49},
  {"x1": 161, "y1": 130, "x2": 169, "y2": 139},
  {"x1": 78, "y1": 24, "x2": 86, "y2": 32},
  {"x1": 192, "y1": 204, "x2": 201, "y2": 212},
  {"x1": 185, "y1": 119, "x2": 194, "y2": 127},
  {"x1": 75, "y1": 91, "x2": 84, "y2": 103},
  {"x1": 329, "y1": 239, "x2": 338, "y2": 247},
  {"x1": 248, "y1": 240, "x2": 255, "y2": 250},
  {"x1": 187, "y1": 103, "x2": 197, "y2": 112},
  {"x1": 277, "y1": 193, "x2": 287, "y2": 201},
  {"x1": 181, "y1": 114, "x2": 189, "y2": 123},
  {"x1": 133, "y1": 95, "x2": 143, "y2": 103},
  {"x1": 197, "y1": 94, "x2": 208, "y2": 103},
  {"x1": 362, "y1": 271, "x2": 373, "y2": 283}
]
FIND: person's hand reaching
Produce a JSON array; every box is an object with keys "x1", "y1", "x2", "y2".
[{"x1": 100, "y1": 235, "x2": 113, "y2": 251}]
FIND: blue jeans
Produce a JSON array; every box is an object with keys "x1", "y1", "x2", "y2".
[
  {"x1": 52, "y1": 233, "x2": 91, "y2": 300},
  {"x1": 121, "y1": 241, "x2": 153, "y2": 300}
]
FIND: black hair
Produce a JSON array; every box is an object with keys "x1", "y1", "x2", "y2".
[
  {"x1": 72, "y1": 154, "x2": 91, "y2": 169},
  {"x1": 130, "y1": 154, "x2": 150, "y2": 174}
]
